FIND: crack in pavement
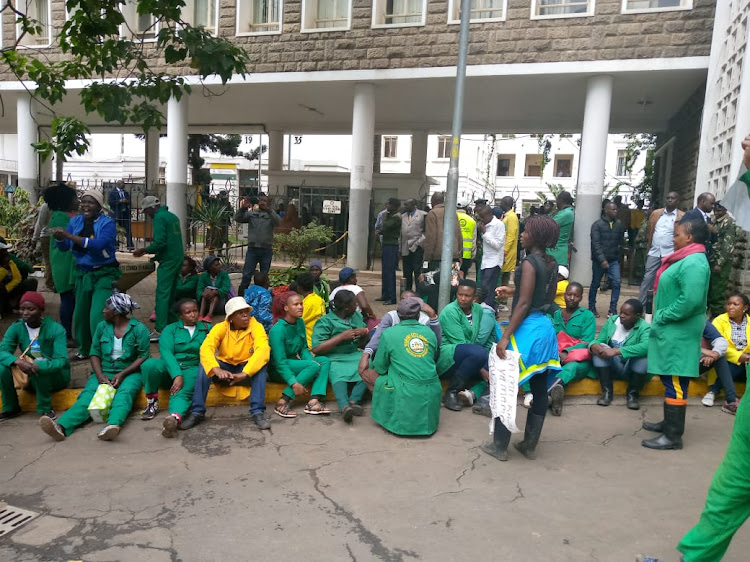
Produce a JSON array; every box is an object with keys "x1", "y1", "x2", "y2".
[
  {"x1": 510, "y1": 482, "x2": 525, "y2": 503},
  {"x1": 432, "y1": 488, "x2": 471, "y2": 499},
  {"x1": 600, "y1": 434, "x2": 622, "y2": 447},
  {"x1": 4, "y1": 442, "x2": 57, "y2": 483},
  {"x1": 455, "y1": 447, "x2": 480, "y2": 487}
]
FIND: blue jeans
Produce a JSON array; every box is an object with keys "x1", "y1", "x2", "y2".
[
  {"x1": 239, "y1": 246, "x2": 273, "y2": 292},
  {"x1": 709, "y1": 360, "x2": 746, "y2": 403},
  {"x1": 441, "y1": 343, "x2": 489, "y2": 390},
  {"x1": 191, "y1": 361, "x2": 268, "y2": 416},
  {"x1": 59, "y1": 290, "x2": 75, "y2": 340},
  {"x1": 481, "y1": 266, "x2": 501, "y2": 308},
  {"x1": 381, "y1": 244, "x2": 399, "y2": 302},
  {"x1": 589, "y1": 259, "x2": 621, "y2": 313},
  {"x1": 592, "y1": 346, "x2": 648, "y2": 380}
]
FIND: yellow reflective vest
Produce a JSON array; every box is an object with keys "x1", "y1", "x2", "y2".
[{"x1": 457, "y1": 211, "x2": 476, "y2": 259}]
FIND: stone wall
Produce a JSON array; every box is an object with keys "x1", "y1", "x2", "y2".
[{"x1": 0, "y1": 0, "x2": 716, "y2": 79}]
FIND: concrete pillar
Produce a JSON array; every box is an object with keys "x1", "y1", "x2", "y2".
[
  {"x1": 39, "y1": 155, "x2": 52, "y2": 188},
  {"x1": 570, "y1": 75, "x2": 613, "y2": 285},
  {"x1": 145, "y1": 130, "x2": 160, "y2": 191},
  {"x1": 166, "y1": 96, "x2": 188, "y2": 246},
  {"x1": 410, "y1": 131, "x2": 428, "y2": 177},
  {"x1": 17, "y1": 96, "x2": 39, "y2": 204},
  {"x1": 346, "y1": 83, "x2": 375, "y2": 269},
  {"x1": 268, "y1": 130, "x2": 283, "y2": 172}
]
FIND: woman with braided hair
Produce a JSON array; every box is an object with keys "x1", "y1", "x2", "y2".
[
  {"x1": 40, "y1": 292, "x2": 150, "y2": 442},
  {"x1": 483, "y1": 215, "x2": 562, "y2": 462}
]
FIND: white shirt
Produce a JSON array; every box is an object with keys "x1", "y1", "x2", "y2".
[
  {"x1": 186, "y1": 325, "x2": 196, "y2": 338},
  {"x1": 480, "y1": 217, "x2": 506, "y2": 270},
  {"x1": 25, "y1": 324, "x2": 41, "y2": 359},
  {"x1": 649, "y1": 209, "x2": 677, "y2": 258},
  {"x1": 111, "y1": 337, "x2": 124, "y2": 361},
  {"x1": 329, "y1": 284, "x2": 364, "y2": 313},
  {"x1": 610, "y1": 318, "x2": 632, "y2": 348}
]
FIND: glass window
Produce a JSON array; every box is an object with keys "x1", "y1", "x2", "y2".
[
  {"x1": 437, "y1": 136, "x2": 451, "y2": 159},
  {"x1": 623, "y1": 0, "x2": 691, "y2": 13},
  {"x1": 237, "y1": 0, "x2": 282, "y2": 34},
  {"x1": 17, "y1": 0, "x2": 51, "y2": 46},
  {"x1": 554, "y1": 155, "x2": 573, "y2": 177},
  {"x1": 383, "y1": 137, "x2": 398, "y2": 159},
  {"x1": 302, "y1": 0, "x2": 350, "y2": 30},
  {"x1": 373, "y1": 0, "x2": 425, "y2": 27},
  {"x1": 525, "y1": 154, "x2": 543, "y2": 177},
  {"x1": 496, "y1": 154, "x2": 515, "y2": 177},
  {"x1": 183, "y1": 0, "x2": 219, "y2": 32},
  {"x1": 448, "y1": 0, "x2": 506, "y2": 23},
  {"x1": 532, "y1": 0, "x2": 593, "y2": 18},
  {"x1": 121, "y1": 0, "x2": 158, "y2": 39},
  {"x1": 616, "y1": 150, "x2": 628, "y2": 176}
]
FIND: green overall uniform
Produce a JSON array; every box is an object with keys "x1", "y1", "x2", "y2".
[
  {"x1": 678, "y1": 398, "x2": 750, "y2": 560},
  {"x1": 140, "y1": 320, "x2": 210, "y2": 417},
  {"x1": 707, "y1": 214, "x2": 738, "y2": 317},
  {"x1": 436, "y1": 300, "x2": 483, "y2": 376},
  {"x1": 48, "y1": 211, "x2": 75, "y2": 294},
  {"x1": 548, "y1": 206, "x2": 574, "y2": 266},
  {"x1": 371, "y1": 319, "x2": 441, "y2": 436},
  {"x1": 0, "y1": 317, "x2": 70, "y2": 414},
  {"x1": 146, "y1": 206, "x2": 184, "y2": 333},
  {"x1": 57, "y1": 318, "x2": 150, "y2": 435},
  {"x1": 311, "y1": 311, "x2": 367, "y2": 410},
  {"x1": 268, "y1": 318, "x2": 330, "y2": 400},
  {"x1": 551, "y1": 307, "x2": 597, "y2": 385},
  {"x1": 468, "y1": 305, "x2": 498, "y2": 399},
  {"x1": 175, "y1": 273, "x2": 199, "y2": 303},
  {"x1": 313, "y1": 278, "x2": 331, "y2": 309},
  {"x1": 75, "y1": 266, "x2": 122, "y2": 357},
  {"x1": 196, "y1": 270, "x2": 232, "y2": 302}
]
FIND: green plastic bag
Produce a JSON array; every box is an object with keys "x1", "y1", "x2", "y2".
[{"x1": 87, "y1": 383, "x2": 116, "y2": 423}]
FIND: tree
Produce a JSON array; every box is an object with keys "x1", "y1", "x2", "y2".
[
  {"x1": 188, "y1": 135, "x2": 267, "y2": 192},
  {"x1": 0, "y1": 0, "x2": 250, "y2": 163},
  {"x1": 613, "y1": 133, "x2": 657, "y2": 204}
]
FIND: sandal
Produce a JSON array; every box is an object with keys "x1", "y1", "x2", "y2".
[
  {"x1": 304, "y1": 399, "x2": 331, "y2": 415},
  {"x1": 274, "y1": 400, "x2": 297, "y2": 418}
]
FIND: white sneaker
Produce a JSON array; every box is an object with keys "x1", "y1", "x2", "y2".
[
  {"x1": 97, "y1": 425, "x2": 120, "y2": 441},
  {"x1": 701, "y1": 391, "x2": 716, "y2": 407},
  {"x1": 457, "y1": 390, "x2": 475, "y2": 407},
  {"x1": 149, "y1": 330, "x2": 161, "y2": 343},
  {"x1": 523, "y1": 393, "x2": 534, "y2": 409}
]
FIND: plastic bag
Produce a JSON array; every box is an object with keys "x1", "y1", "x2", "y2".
[{"x1": 87, "y1": 383, "x2": 116, "y2": 423}]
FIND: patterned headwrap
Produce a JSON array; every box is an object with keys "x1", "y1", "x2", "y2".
[{"x1": 106, "y1": 292, "x2": 140, "y2": 315}]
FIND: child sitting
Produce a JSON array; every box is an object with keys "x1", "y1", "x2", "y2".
[
  {"x1": 243, "y1": 271, "x2": 273, "y2": 332},
  {"x1": 197, "y1": 256, "x2": 231, "y2": 323}
]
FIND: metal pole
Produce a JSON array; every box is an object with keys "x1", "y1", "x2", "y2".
[{"x1": 438, "y1": 0, "x2": 472, "y2": 311}]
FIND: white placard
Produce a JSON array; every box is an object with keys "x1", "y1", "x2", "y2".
[
  {"x1": 488, "y1": 345, "x2": 522, "y2": 434},
  {"x1": 322, "y1": 200, "x2": 342, "y2": 214}
]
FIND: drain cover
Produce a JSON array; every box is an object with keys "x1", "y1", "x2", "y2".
[{"x1": 0, "y1": 503, "x2": 39, "y2": 537}]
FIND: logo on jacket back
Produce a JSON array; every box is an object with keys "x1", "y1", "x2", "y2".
[{"x1": 404, "y1": 333, "x2": 429, "y2": 358}]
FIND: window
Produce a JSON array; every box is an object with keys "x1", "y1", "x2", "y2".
[
  {"x1": 17, "y1": 0, "x2": 51, "y2": 47},
  {"x1": 531, "y1": 0, "x2": 594, "y2": 19},
  {"x1": 622, "y1": 0, "x2": 691, "y2": 13},
  {"x1": 383, "y1": 136, "x2": 398, "y2": 159},
  {"x1": 554, "y1": 155, "x2": 573, "y2": 177},
  {"x1": 525, "y1": 154, "x2": 543, "y2": 177},
  {"x1": 616, "y1": 150, "x2": 628, "y2": 176},
  {"x1": 496, "y1": 154, "x2": 515, "y2": 177},
  {"x1": 182, "y1": 0, "x2": 219, "y2": 33},
  {"x1": 437, "y1": 136, "x2": 451, "y2": 159},
  {"x1": 372, "y1": 0, "x2": 426, "y2": 27},
  {"x1": 448, "y1": 0, "x2": 506, "y2": 23},
  {"x1": 121, "y1": 0, "x2": 158, "y2": 39},
  {"x1": 237, "y1": 0, "x2": 282, "y2": 35},
  {"x1": 301, "y1": 0, "x2": 351, "y2": 31}
]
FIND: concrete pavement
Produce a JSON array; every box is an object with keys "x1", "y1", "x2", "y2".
[{"x1": 0, "y1": 398, "x2": 748, "y2": 561}]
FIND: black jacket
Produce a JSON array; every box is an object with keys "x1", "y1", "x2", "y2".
[{"x1": 590, "y1": 218, "x2": 624, "y2": 263}]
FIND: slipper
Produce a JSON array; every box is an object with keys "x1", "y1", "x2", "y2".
[
  {"x1": 304, "y1": 399, "x2": 331, "y2": 415},
  {"x1": 70, "y1": 353, "x2": 88, "y2": 361},
  {"x1": 274, "y1": 400, "x2": 297, "y2": 418}
]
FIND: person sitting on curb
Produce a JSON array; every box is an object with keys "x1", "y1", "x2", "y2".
[
  {"x1": 139, "y1": 299, "x2": 211, "y2": 437},
  {"x1": 294, "y1": 272, "x2": 327, "y2": 348},
  {"x1": 698, "y1": 319, "x2": 738, "y2": 415},
  {"x1": 309, "y1": 260, "x2": 330, "y2": 309},
  {"x1": 590, "y1": 299, "x2": 651, "y2": 410},
  {"x1": 370, "y1": 297, "x2": 442, "y2": 436},
  {"x1": 40, "y1": 293, "x2": 149, "y2": 442},
  {"x1": 243, "y1": 270, "x2": 273, "y2": 333},
  {"x1": 311, "y1": 290, "x2": 370, "y2": 423},
  {"x1": 196, "y1": 255, "x2": 232, "y2": 323},
  {"x1": 269, "y1": 291, "x2": 331, "y2": 418},
  {"x1": 329, "y1": 268, "x2": 378, "y2": 327},
  {"x1": 702, "y1": 293, "x2": 750, "y2": 414},
  {"x1": 456, "y1": 287, "x2": 498, "y2": 408},
  {"x1": 175, "y1": 256, "x2": 199, "y2": 303},
  {"x1": 0, "y1": 292, "x2": 70, "y2": 422},
  {"x1": 181, "y1": 297, "x2": 271, "y2": 431}
]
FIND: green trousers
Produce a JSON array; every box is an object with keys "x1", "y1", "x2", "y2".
[
  {"x1": 57, "y1": 372, "x2": 143, "y2": 435},
  {"x1": 0, "y1": 366, "x2": 70, "y2": 414},
  {"x1": 74, "y1": 267, "x2": 121, "y2": 356},
  {"x1": 678, "y1": 398, "x2": 750, "y2": 560},
  {"x1": 469, "y1": 380, "x2": 487, "y2": 399},
  {"x1": 155, "y1": 258, "x2": 183, "y2": 333},
  {"x1": 270, "y1": 357, "x2": 331, "y2": 400},
  {"x1": 140, "y1": 358, "x2": 195, "y2": 417},
  {"x1": 332, "y1": 380, "x2": 367, "y2": 411},
  {"x1": 707, "y1": 267, "x2": 731, "y2": 318}
]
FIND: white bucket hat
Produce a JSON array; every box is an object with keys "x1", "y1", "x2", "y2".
[{"x1": 224, "y1": 296, "x2": 252, "y2": 321}]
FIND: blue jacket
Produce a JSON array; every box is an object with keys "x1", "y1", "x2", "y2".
[
  {"x1": 56, "y1": 213, "x2": 118, "y2": 271},
  {"x1": 243, "y1": 285, "x2": 273, "y2": 332}
]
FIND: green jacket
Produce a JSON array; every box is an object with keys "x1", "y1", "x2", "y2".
[
  {"x1": 311, "y1": 311, "x2": 366, "y2": 356},
  {"x1": 196, "y1": 270, "x2": 232, "y2": 301},
  {"x1": 145, "y1": 206, "x2": 184, "y2": 263},
  {"x1": 313, "y1": 278, "x2": 330, "y2": 308},
  {"x1": 590, "y1": 315, "x2": 650, "y2": 359},
  {"x1": 0, "y1": 317, "x2": 70, "y2": 380},
  {"x1": 647, "y1": 252, "x2": 710, "y2": 377},
  {"x1": 159, "y1": 320, "x2": 210, "y2": 378},
  {"x1": 49, "y1": 210, "x2": 76, "y2": 293},
  {"x1": 371, "y1": 319, "x2": 441, "y2": 436},
  {"x1": 477, "y1": 303, "x2": 498, "y2": 351},
  {"x1": 90, "y1": 318, "x2": 150, "y2": 375},
  {"x1": 437, "y1": 300, "x2": 483, "y2": 375},
  {"x1": 551, "y1": 307, "x2": 596, "y2": 350},
  {"x1": 548, "y1": 206, "x2": 574, "y2": 266},
  {"x1": 175, "y1": 273, "x2": 199, "y2": 302},
  {"x1": 269, "y1": 318, "x2": 313, "y2": 385}
]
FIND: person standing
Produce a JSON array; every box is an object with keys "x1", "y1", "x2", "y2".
[
  {"x1": 637, "y1": 191, "x2": 684, "y2": 305},
  {"x1": 108, "y1": 180, "x2": 134, "y2": 250},
  {"x1": 498, "y1": 197, "x2": 519, "y2": 312},
  {"x1": 588, "y1": 202, "x2": 624, "y2": 318},
  {"x1": 477, "y1": 206, "x2": 505, "y2": 309},
  {"x1": 377, "y1": 198, "x2": 401, "y2": 305},
  {"x1": 400, "y1": 199, "x2": 426, "y2": 292},
  {"x1": 641, "y1": 219, "x2": 711, "y2": 450},
  {"x1": 457, "y1": 205, "x2": 477, "y2": 278},
  {"x1": 235, "y1": 193, "x2": 280, "y2": 294},
  {"x1": 548, "y1": 191, "x2": 574, "y2": 267},
  {"x1": 422, "y1": 192, "x2": 462, "y2": 271},
  {"x1": 133, "y1": 196, "x2": 184, "y2": 342},
  {"x1": 682, "y1": 192, "x2": 717, "y2": 258},
  {"x1": 707, "y1": 202, "x2": 738, "y2": 317}
]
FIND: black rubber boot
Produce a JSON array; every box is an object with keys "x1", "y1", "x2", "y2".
[
  {"x1": 626, "y1": 373, "x2": 648, "y2": 410},
  {"x1": 643, "y1": 402, "x2": 666, "y2": 432},
  {"x1": 442, "y1": 375, "x2": 463, "y2": 411},
  {"x1": 548, "y1": 378, "x2": 565, "y2": 417},
  {"x1": 514, "y1": 412, "x2": 545, "y2": 460},
  {"x1": 481, "y1": 419, "x2": 512, "y2": 461},
  {"x1": 596, "y1": 367, "x2": 613, "y2": 406},
  {"x1": 642, "y1": 404, "x2": 686, "y2": 450}
]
